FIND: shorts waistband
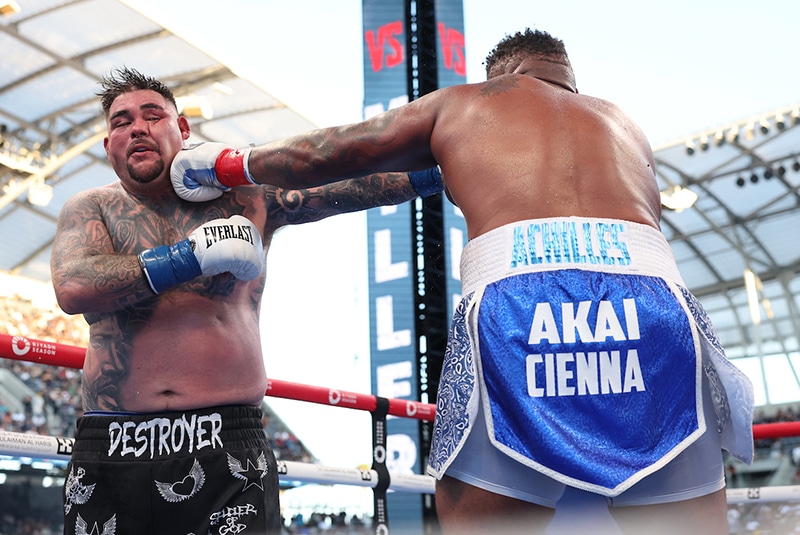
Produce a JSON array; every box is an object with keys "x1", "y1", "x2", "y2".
[
  {"x1": 461, "y1": 217, "x2": 684, "y2": 295},
  {"x1": 72, "y1": 404, "x2": 265, "y2": 461}
]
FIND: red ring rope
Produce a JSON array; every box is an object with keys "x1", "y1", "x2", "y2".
[
  {"x1": 0, "y1": 332, "x2": 796, "y2": 436},
  {"x1": 0, "y1": 333, "x2": 435, "y2": 421}
]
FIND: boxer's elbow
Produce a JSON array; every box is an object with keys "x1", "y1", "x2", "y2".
[
  {"x1": 53, "y1": 283, "x2": 90, "y2": 315},
  {"x1": 51, "y1": 267, "x2": 104, "y2": 315}
]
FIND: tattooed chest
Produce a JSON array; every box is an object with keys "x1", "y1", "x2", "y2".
[{"x1": 104, "y1": 205, "x2": 227, "y2": 253}]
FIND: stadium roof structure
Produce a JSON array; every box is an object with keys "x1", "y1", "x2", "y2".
[
  {"x1": 1, "y1": 0, "x2": 799, "y2": 406},
  {"x1": 654, "y1": 106, "x2": 800, "y2": 404},
  {"x1": 0, "y1": 0, "x2": 317, "y2": 279}
]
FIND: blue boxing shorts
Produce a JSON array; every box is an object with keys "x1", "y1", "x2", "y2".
[{"x1": 426, "y1": 217, "x2": 754, "y2": 506}]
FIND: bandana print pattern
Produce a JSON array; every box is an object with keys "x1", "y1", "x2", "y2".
[
  {"x1": 679, "y1": 287, "x2": 731, "y2": 432},
  {"x1": 428, "y1": 294, "x2": 476, "y2": 474}
]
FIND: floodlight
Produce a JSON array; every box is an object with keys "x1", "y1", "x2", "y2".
[
  {"x1": 744, "y1": 269, "x2": 761, "y2": 325},
  {"x1": 0, "y1": 1, "x2": 20, "y2": 17},
  {"x1": 659, "y1": 185, "x2": 698, "y2": 212},
  {"x1": 745, "y1": 122, "x2": 755, "y2": 141},
  {"x1": 28, "y1": 178, "x2": 53, "y2": 207},
  {"x1": 176, "y1": 95, "x2": 214, "y2": 120}
]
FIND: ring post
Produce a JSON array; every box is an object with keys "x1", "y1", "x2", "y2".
[{"x1": 371, "y1": 396, "x2": 391, "y2": 535}]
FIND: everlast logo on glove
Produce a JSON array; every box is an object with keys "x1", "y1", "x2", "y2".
[
  {"x1": 138, "y1": 214, "x2": 264, "y2": 293},
  {"x1": 194, "y1": 222, "x2": 257, "y2": 249}
]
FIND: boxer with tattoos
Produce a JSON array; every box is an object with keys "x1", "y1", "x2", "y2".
[{"x1": 50, "y1": 67, "x2": 439, "y2": 534}]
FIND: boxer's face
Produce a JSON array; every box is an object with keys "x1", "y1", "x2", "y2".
[{"x1": 103, "y1": 89, "x2": 189, "y2": 189}]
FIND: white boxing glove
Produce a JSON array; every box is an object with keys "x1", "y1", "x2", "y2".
[
  {"x1": 138, "y1": 215, "x2": 263, "y2": 293},
  {"x1": 171, "y1": 142, "x2": 256, "y2": 202}
]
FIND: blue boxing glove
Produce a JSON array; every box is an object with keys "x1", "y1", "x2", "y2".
[
  {"x1": 138, "y1": 215, "x2": 263, "y2": 293},
  {"x1": 171, "y1": 142, "x2": 256, "y2": 202},
  {"x1": 408, "y1": 166, "x2": 444, "y2": 197}
]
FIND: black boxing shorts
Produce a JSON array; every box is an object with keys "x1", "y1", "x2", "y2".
[{"x1": 63, "y1": 404, "x2": 281, "y2": 534}]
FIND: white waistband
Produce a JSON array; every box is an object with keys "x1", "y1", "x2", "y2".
[{"x1": 461, "y1": 217, "x2": 684, "y2": 295}]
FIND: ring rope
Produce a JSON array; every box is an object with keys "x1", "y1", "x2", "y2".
[
  {"x1": 0, "y1": 333, "x2": 436, "y2": 420},
  {"x1": 0, "y1": 428, "x2": 435, "y2": 494},
  {"x1": 7, "y1": 427, "x2": 800, "y2": 503},
  {"x1": 726, "y1": 485, "x2": 800, "y2": 504},
  {"x1": 1, "y1": 333, "x2": 795, "y2": 437},
  {"x1": 2, "y1": 333, "x2": 800, "y2": 507}
]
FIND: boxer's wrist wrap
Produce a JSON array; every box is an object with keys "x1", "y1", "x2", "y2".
[
  {"x1": 138, "y1": 239, "x2": 202, "y2": 294},
  {"x1": 408, "y1": 166, "x2": 443, "y2": 197},
  {"x1": 214, "y1": 147, "x2": 255, "y2": 188}
]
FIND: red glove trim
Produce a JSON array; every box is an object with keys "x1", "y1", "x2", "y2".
[{"x1": 214, "y1": 148, "x2": 253, "y2": 188}]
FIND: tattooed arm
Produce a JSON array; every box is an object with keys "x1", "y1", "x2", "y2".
[
  {"x1": 50, "y1": 187, "x2": 156, "y2": 316},
  {"x1": 267, "y1": 171, "x2": 418, "y2": 227},
  {"x1": 247, "y1": 87, "x2": 452, "y2": 190},
  {"x1": 170, "y1": 85, "x2": 462, "y2": 202}
]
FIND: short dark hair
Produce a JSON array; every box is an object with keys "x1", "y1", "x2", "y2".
[
  {"x1": 97, "y1": 67, "x2": 177, "y2": 116},
  {"x1": 485, "y1": 28, "x2": 570, "y2": 78}
]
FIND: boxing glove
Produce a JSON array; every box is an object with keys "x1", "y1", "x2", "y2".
[
  {"x1": 171, "y1": 142, "x2": 255, "y2": 202},
  {"x1": 138, "y1": 214, "x2": 263, "y2": 294},
  {"x1": 408, "y1": 166, "x2": 444, "y2": 197}
]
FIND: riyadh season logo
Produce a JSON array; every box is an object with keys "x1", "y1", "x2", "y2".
[
  {"x1": 327, "y1": 389, "x2": 358, "y2": 407},
  {"x1": 11, "y1": 336, "x2": 30, "y2": 356},
  {"x1": 10, "y1": 336, "x2": 56, "y2": 357}
]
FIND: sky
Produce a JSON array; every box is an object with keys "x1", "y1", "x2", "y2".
[{"x1": 125, "y1": 0, "x2": 800, "y2": 472}]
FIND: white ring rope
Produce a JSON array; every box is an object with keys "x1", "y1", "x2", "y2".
[
  {"x1": 0, "y1": 429, "x2": 436, "y2": 494},
  {"x1": 726, "y1": 485, "x2": 800, "y2": 504},
  {"x1": 7, "y1": 430, "x2": 800, "y2": 504}
]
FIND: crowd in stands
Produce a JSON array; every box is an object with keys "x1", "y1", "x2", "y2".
[
  {"x1": 0, "y1": 295, "x2": 85, "y2": 439},
  {"x1": 728, "y1": 501, "x2": 800, "y2": 534},
  {"x1": 285, "y1": 512, "x2": 372, "y2": 534},
  {"x1": 0, "y1": 515, "x2": 59, "y2": 535}
]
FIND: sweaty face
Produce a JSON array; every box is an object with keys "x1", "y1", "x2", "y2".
[{"x1": 103, "y1": 89, "x2": 187, "y2": 190}]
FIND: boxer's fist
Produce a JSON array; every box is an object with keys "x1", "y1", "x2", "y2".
[
  {"x1": 138, "y1": 215, "x2": 263, "y2": 293},
  {"x1": 171, "y1": 142, "x2": 255, "y2": 202}
]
